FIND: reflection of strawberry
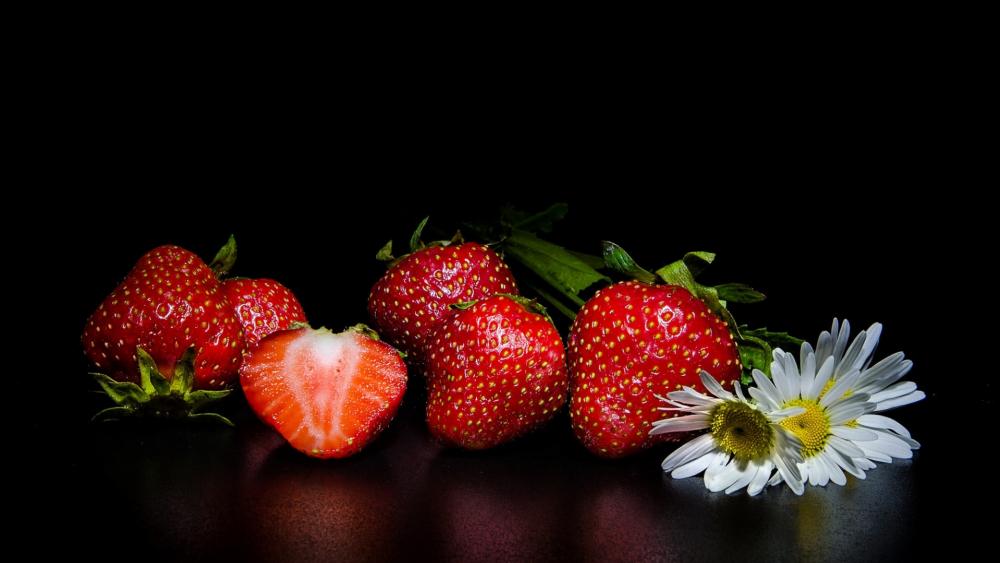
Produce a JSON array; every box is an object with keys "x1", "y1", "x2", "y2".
[
  {"x1": 568, "y1": 281, "x2": 741, "y2": 458},
  {"x1": 368, "y1": 243, "x2": 518, "y2": 363},
  {"x1": 425, "y1": 295, "x2": 567, "y2": 449},
  {"x1": 83, "y1": 244, "x2": 245, "y2": 390},
  {"x1": 222, "y1": 278, "x2": 306, "y2": 348},
  {"x1": 240, "y1": 326, "x2": 407, "y2": 459}
]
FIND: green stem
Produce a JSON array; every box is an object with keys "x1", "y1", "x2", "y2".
[{"x1": 526, "y1": 283, "x2": 579, "y2": 321}]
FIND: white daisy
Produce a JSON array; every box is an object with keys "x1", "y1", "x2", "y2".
[
  {"x1": 810, "y1": 319, "x2": 924, "y2": 466},
  {"x1": 749, "y1": 349, "x2": 878, "y2": 488},
  {"x1": 651, "y1": 370, "x2": 806, "y2": 496}
]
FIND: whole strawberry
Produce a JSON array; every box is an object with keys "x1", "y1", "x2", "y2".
[
  {"x1": 83, "y1": 244, "x2": 245, "y2": 390},
  {"x1": 568, "y1": 281, "x2": 741, "y2": 458},
  {"x1": 368, "y1": 219, "x2": 518, "y2": 364},
  {"x1": 425, "y1": 295, "x2": 568, "y2": 449},
  {"x1": 223, "y1": 278, "x2": 307, "y2": 348}
]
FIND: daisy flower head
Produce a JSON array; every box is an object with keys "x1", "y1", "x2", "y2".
[
  {"x1": 651, "y1": 370, "x2": 806, "y2": 496},
  {"x1": 749, "y1": 347, "x2": 879, "y2": 488},
  {"x1": 809, "y1": 319, "x2": 924, "y2": 467}
]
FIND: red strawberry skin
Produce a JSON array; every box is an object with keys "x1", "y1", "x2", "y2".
[
  {"x1": 368, "y1": 243, "x2": 518, "y2": 363},
  {"x1": 425, "y1": 295, "x2": 568, "y2": 449},
  {"x1": 568, "y1": 281, "x2": 741, "y2": 458},
  {"x1": 240, "y1": 327, "x2": 408, "y2": 459},
  {"x1": 222, "y1": 278, "x2": 307, "y2": 348},
  {"x1": 82, "y1": 245, "x2": 246, "y2": 390}
]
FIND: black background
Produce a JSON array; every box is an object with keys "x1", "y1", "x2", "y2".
[{"x1": 17, "y1": 78, "x2": 989, "y2": 561}]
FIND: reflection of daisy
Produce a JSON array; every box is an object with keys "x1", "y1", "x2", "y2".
[
  {"x1": 749, "y1": 351, "x2": 877, "y2": 488},
  {"x1": 811, "y1": 319, "x2": 924, "y2": 467},
  {"x1": 652, "y1": 370, "x2": 806, "y2": 496}
]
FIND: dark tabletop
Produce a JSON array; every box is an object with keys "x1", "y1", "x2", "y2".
[{"x1": 46, "y1": 391, "x2": 943, "y2": 563}]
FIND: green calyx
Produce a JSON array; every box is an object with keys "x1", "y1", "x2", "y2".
[
  {"x1": 90, "y1": 347, "x2": 233, "y2": 426},
  {"x1": 376, "y1": 216, "x2": 464, "y2": 265}
]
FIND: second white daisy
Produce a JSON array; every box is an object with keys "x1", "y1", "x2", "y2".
[
  {"x1": 749, "y1": 349, "x2": 879, "y2": 488},
  {"x1": 810, "y1": 319, "x2": 924, "y2": 467}
]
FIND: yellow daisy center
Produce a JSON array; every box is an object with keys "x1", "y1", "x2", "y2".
[
  {"x1": 779, "y1": 399, "x2": 831, "y2": 458},
  {"x1": 709, "y1": 401, "x2": 773, "y2": 461}
]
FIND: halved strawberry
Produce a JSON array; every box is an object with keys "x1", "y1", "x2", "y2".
[{"x1": 240, "y1": 326, "x2": 407, "y2": 459}]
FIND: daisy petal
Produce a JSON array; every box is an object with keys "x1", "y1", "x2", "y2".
[
  {"x1": 807, "y1": 356, "x2": 835, "y2": 400},
  {"x1": 699, "y1": 370, "x2": 734, "y2": 400},
  {"x1": 832, "y1": 319, "x2": 851, "y2": 363},
  {"x1": 836, "y1": 329, "x2": 868, "y2": 378},
  {"x1": 671, "y1": 452, "x2": 716, "y2": 479},
  {"x1": 815, "y1": 324, "x2": 834, "y2": 364},
  {"x1": 860, "y1": 322, "x2": 882, "y2": 369},
  {"x1": 857, "y1": 414, "x2": 913, "y2": 438},
  {"x1": 767, "y1": 406, "x2": 806, "y2": 421},
  {"x1": 827, "y1": 394, "x2": 876, "y2": 425},
  {"x1": 860, "y1": 432, "x2": 913, "y2": 460},
  {"x1": 855, "y1": 458, "x2": 877, "y2": 471},
  {"x1": 820, "y1": 369, "x2": 862, "y2": 408},
  {"x1": 870, "y1": 381, "x2": 917, "y2": 402},
  {"x1": 819, "y1": 452, "x2": 847, "y2": 486},
  {"x1": 831, "y1": 426, "x2": 878, "y2": 442},
  {"x1": 747, "y1": 461, "x2": 774, "y2": 496},
  {"x1": 770, "y1": 351, "x2": 792, "y2": 402},
  {"x1": 703, "y1": 452, "x2": 733, "y2": 489},
  {"x1": 666, "y1": 389, "x2": 716, "y2": 406},
  {"x1": 725, "y1": 464, "x2": 758, "y2": 495},
  {"x1": 876, "y1": 391, "x2": 926, "y2": 411},
  {"x1": 827, "y1": 435, "x2": 866, "y2": 459},
  {"x1": 650, "y1": 414, "x2": 710, "y2": 434},
  {"x1": 752, "y1": 368, "x2": 783, "y2": 407},
  {"x1": 661, "y1": 433, "x2": 716, "y2": 472}
]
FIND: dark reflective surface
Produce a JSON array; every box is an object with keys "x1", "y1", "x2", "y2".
[{"x1": 41, "y1": 389, "x2": 944, "y2": 562}]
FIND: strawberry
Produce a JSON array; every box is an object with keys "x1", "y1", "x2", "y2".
[
  {"x1": 83, "y1": 244, "x2": 246, "y2": 390},
  {"x1": 368, "y1": 234, "x2": 518, "y2": 364},
  {"x1": 240, "y1": 326, "x2": 408, "y2": 459},
  {"x1": 425, "y1": 295, "x2": 568, "y2": 449},
  {"x1": 222, "y1": 278, "x2": 307, "y2": 348},
  {"x1": 568, "y1": 281, "x2": 741, "y2": 458}
]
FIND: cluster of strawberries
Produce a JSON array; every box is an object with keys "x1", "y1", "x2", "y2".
[{"x1": 84, "y1": 232, "x2": 742, "y2": 460}]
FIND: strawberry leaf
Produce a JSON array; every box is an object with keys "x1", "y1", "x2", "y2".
[
  {"x1": 210, "y1": 235, "x2": 238, "y2": 276},
  {"x1": 503, "y1": 229, "x2": 610, "y2": 307},
  {"x1": 681, "y1": 251, "x2": 715, "y2": 276},
  {"x1": 137, "y1": 348, "x2": 170, "y2": 395},
  {"x1": 739, "y1": 326, "x2": 804, "y2": 349},
  {"x1": 187, "y1": 389, "x2": 233, "y2": 413},
  {"x1": 409, "y1": 216, "x2": 430, "y2": 252},
  {"x1": 91, "y1": 373, "x2": 147, "y2": 406},
  {"x1": 169, "y1": 347, "x2": 196, "y2": 394},
  {"x1": 716, "y1": 283, "x2": 766, "y2": 304},
  {"x1": 601, "y1": 241, "x2": 657, "y2": 284},
  {"x1": 376, "y1": 240, "x2": 395, "y2": 262}
]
